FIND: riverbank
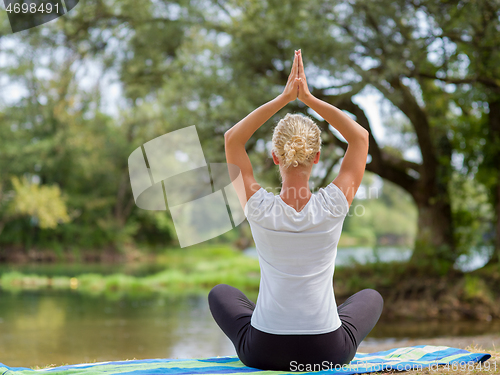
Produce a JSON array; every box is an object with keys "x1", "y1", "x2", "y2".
[
  {"x1": 333, "y1": 261, "x2": 500, "y2": 321},
  {"x1": 0, "y1": 244, "x2": 144, "y2": 263},
  {"x1": 1, "y1": 244, "x2": 500, "y2": 321},
  {"x1": 0, "y1": 245, "x2": 261, "y2": 299}
]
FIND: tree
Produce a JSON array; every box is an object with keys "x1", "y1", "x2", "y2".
[
  {"x1": 190, "y1": 0, "x2": 464, "y2": 272},
  {"x1": 0, "y1": 176, "x2": 71, "y2": 239},
  {"x1": 2, "y1": 0, "x2": 497, "y2": 263},
  {"x1": 412, "y1": 0, "x2": 500, "y2": 265}
]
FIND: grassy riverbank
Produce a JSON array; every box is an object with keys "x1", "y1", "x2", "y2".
[
  {"x1": 0, "y1": 245, "x2": 261, "y2": 300},
  {"x1": 334, "y1": 260, "x2": 500, "y2": 321},
  {"x1": 1, "y1": 244, "x2": 500, "y2": 320}
]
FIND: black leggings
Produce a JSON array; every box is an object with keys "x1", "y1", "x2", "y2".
[{"x1": 208, "y1": 284, "x2": 383, "y2": 371}]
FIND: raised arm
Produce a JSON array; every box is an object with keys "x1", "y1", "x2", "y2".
[
  {"x1": 225, "y1": 50, "x2": 302, "y2": 208},
  {"x1": 296, "y1": 50, "x2": 369, "y2": 206}
]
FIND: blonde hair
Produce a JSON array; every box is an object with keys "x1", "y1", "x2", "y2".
[{"x1": 272, "y1": 113, "x2": 321, "y2": 169}]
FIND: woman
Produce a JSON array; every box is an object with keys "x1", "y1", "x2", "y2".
[{"x1": 208, "y1": 49, "x2": 383, "y2": 371}]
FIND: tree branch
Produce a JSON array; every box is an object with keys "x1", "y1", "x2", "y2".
[
  {"x1": 416, "y1": 72, "x2": 500, "y2": 88},
  {"x1": 318, "y1": 153, "x2": 342, "y2": 188},
  {"x1": 367, "y1": 75, "x2": 437, "y2": 181},
  {"x1": 313, "y1": 88, "x2": 419, "y2": 196}
]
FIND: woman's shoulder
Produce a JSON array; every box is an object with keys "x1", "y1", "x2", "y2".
[
  {"x1": 244, "y1": 187, "x2": 276, "y2": 216},
  {"x1": 248, "y1": 186, "x2": 276, "y2": 201},
  {"x1": 315, "y1": 182, "x2": 349, "y2": 217}
]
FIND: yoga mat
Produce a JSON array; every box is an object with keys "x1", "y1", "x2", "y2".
[{"x1": 0, "y1": 345, "x2": 491, "y2": 374}]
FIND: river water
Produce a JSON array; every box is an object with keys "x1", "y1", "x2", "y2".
[
  {"x1": 0, "y1": 247, "x2": 497, "y2": 368},
  {"x1": 1, "y1": 289, "x2": 499, "y2": 369}
]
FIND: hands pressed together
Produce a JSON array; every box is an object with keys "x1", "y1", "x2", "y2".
[{"x1": 281, "y1": 49, "x2": 312, "y2": 103}]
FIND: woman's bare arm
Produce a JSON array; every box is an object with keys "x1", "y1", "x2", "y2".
[
  {"x1": 225, "y1": 51, "x2": 301, "y2": 207},
  {"x1": 224, "y1": 94, "x2": 288, "y2": 207},
  {"x1": 303, "y1": 95, "x2": 369, "y2": 205},
  {"x1": 297, "y1": 51, "x2": 369, "y2": 206},
  {"x1": 301, "y1": 95, "x2": 369, "y2": 145}
]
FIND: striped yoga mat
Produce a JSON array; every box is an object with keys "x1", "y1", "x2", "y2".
[{"x1": 0, "y1": 345, "x2": 492, "y2": 374}]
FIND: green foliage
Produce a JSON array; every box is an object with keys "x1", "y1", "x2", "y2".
[
  {"x1": 412, "y1": 240, "x2": 455, "y2": 277},
  {"x1": 341, "y1": 177, "x2": 417, "y2": 247},
  {"x1": 450, "y1": 172, "x2": 494, "y2": 255},
  {"x1": 7, "y1": 176, "x2": 71, "y2": 229},
  {"x1": 0, "y1": 245, "x2": 261, "y2": 298},
  {"x1": 463, "y1": 274, "x2": 494, "y2": 304},
  {"x1": 0, "y1": 0, "x2": 498, "y2": 268}
]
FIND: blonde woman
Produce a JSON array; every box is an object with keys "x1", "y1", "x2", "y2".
[{"x1": 208, "y1": 49, "x2": 383, "y2": 371}]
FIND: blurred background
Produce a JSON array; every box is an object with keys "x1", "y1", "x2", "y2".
[{"x1": 0, "y1": 0, "x2": 499, "y2": 369}]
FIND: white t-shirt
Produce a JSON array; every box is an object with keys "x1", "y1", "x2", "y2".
[{"x1": 244, "y1": 182, "x2": 349, "y2": 335}]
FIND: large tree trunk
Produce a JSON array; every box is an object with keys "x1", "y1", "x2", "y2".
[
  {"x1": 320, "y1": 92, "x2": 458, "y2": 272},
  {"x1": 411, "y1": 199, "x2": 456, "y2": 274},
  {"x1": 410, "y1": 130, "x2": 456, "y2": 273},
  {"x1": 487, "y1": 98, "x2": 500, "y2": 265},
  {"x1": 495, "y1": 180, "x2": 500, "y2": 264}
]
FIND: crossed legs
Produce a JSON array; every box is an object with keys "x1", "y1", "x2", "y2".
[{"x1": 208, "y1": 284, "x2": 383, "y2": 371}]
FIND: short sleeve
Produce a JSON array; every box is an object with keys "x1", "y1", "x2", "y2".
[
  {"x1": 244, "y1": 187, "x2": 267, "y2": 218},
  {"x1": 317, "y1": 182, "x2": 349, "y2": 217}
]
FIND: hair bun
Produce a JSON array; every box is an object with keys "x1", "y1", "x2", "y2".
[
  {"x1": 284, "y1": 135, "x2": 307, "y2": 167},
  {"x1": 272, "y1": 113, "x2": 322, "y2": 169}
]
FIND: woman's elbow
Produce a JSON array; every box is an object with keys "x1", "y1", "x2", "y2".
[
  {"x1": 224, "y1": 130, "x2": 233, "y2": 143},
  {"x1": 224, "y1": 129, "x2": 245, "y2": 147},
  {"x1": 352, "y1": 128, "x2": 369, "y2": 153},
  {"x1": 361, "y1": 127, "x2": 369, "y2": 140},
  {"x1": 357, "y1": 128, "x2": 369, "y2": 147}
]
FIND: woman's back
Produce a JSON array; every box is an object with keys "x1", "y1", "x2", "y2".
[{"x1": 244, "y1": 182, "x2": 349, "y2": 334}]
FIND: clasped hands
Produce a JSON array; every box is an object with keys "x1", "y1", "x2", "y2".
[{"x1": 280, "y1": 49, "x2": 312, "y2": 103}]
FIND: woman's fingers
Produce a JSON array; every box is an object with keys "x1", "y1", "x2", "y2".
[
  {"x1": 298, "y1": 51, "x2": 304, "y2": 78},
  {"x1": 299, "y1": 51, "x2": 307, "y2": 84},
  {"x1": 291, "y1": 53, "x2": 297, "y2": 77},
  {"x1": 290, "y1": 52, "x2": 298, "y2": 78},
  {"x1": 294, "y1": 52, "x2": 298, "y2": 74},
  {"x1": 285, "y1": 50, "x2": 301, "y2": 98}
]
